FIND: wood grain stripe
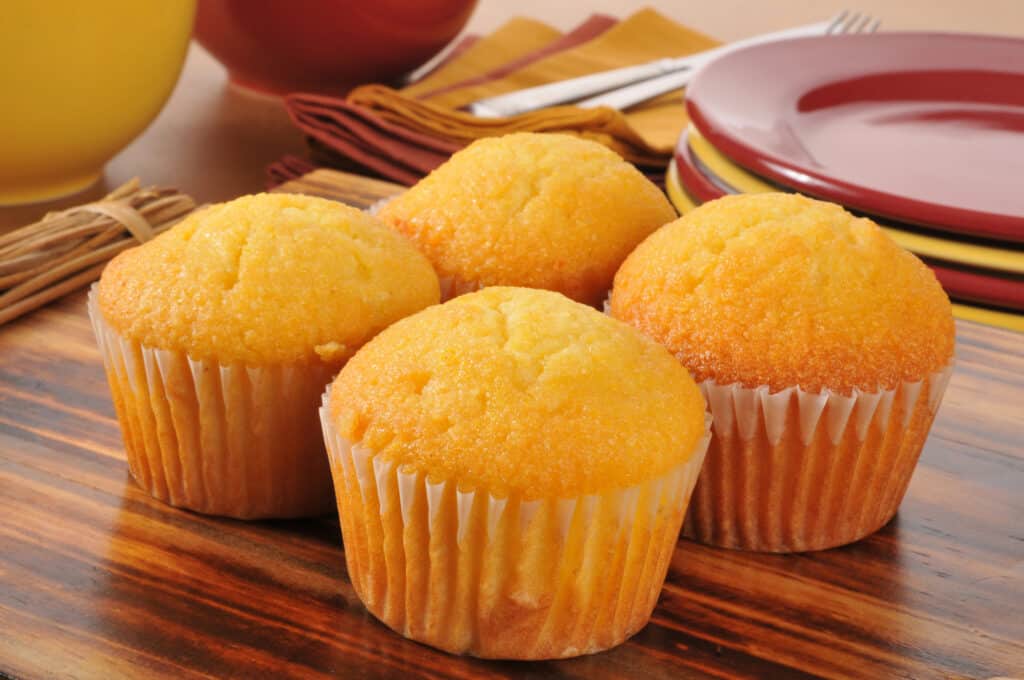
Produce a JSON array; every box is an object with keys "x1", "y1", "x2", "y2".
[{"x1": 0, "y1": 170, "x2": 1021, "y2": 679}]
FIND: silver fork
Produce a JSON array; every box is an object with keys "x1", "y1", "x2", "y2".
[{"x1": 467, "y1": 11, "x2": 880, "y2": 118}]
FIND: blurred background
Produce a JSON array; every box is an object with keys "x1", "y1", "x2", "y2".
[{"x1": 1, "y1": 0, "x2": 1021, "y2": 228}]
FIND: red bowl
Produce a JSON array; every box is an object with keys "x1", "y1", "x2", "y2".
[{"x1": 194, "y1": 0, "x2": 478, "y2": 96}]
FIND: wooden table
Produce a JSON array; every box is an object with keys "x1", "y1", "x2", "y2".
[{"x1": 1, "y1": 169, "x2": 1022, "y2": 679}]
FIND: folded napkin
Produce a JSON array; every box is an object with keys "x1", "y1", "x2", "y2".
[
  {"x1": 266, "y1": 154, "x2": 316, "y2": 187},
  {"x1": 405, "y1": 15, "x2": 615, "y2": 100},
  {"x1": 404, "y1": 17, "x2": 567, "y2": 98},
  {"x1": 273, "y1": 9, "x2": 719, "y2": 187}
]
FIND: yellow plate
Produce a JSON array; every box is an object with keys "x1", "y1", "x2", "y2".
[
  {"x1": 950, "y1": 303, "x2": 1024, "y2": 332},
  {"x1": 665, "y1": 160, "x2": 1024, "y2": 333},
  {"x1": 665, "y1": 159, "x2": 698, "y2": 213},
  {"x1": 686, "y1": 126, "x2": 1024, "y2": 275}
]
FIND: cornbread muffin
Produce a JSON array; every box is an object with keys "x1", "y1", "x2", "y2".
[
  {"x1": 610, "y1": 193, "x2": 955, "y2": 552},
  {"x1": 320, "y1": 287, "x2": 710, "y2": 659},
  {"x1": 377, "y1": 132, "x2": 676, "y2": 306},
  {"x1": 90, "y1": 193, "x2": 439, "y2": 519}
]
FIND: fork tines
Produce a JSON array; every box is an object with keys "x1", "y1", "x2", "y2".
[{"x1": 828, "y1": 10, "x2": 882, "y2": 34}]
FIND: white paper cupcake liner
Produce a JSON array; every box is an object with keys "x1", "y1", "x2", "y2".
[
  {"x1": 320, "y1": 390, "x2": 712, "y2": 659},
  {"x1": 437, "y1": 275, "x2": 483, "y2": 302},
  {"x1": 88, "y1": 286, "x2": 337, "y2": 519},
  {"x1": 365, "y1": 195, "x2": 398, "y2": 217},
  {"x1": 683, "y1": 364, "x2": 954, "y2": 552}
]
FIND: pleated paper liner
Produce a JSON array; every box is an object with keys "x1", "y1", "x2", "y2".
[
  {"x1": 320, "y1": 391, "x2": 712, "y2": 659},
  {"x1": 365, "y1": 195, "x2": 397, "y2": 216},
  {"x1": 437, "y1": 275, "x2": 483, "y2": 301},
  {"x1": 87, "y1": 286, "x2": 337, "y2": 519},
  {"x1": 684, "y1": 365, "x2": 953, "y2": 553}
]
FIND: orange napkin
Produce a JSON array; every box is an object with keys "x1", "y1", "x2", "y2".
[
  {"x1": 275, "y1": 9, "x2": 719, "y2": 186},
  {"x1": 404, "y1": 17, "x2": 565, "y2": 98}
]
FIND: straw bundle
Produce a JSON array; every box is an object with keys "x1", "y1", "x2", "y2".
[{"x1": 0, "y1": 180, "x2": 195, "y2": 326}]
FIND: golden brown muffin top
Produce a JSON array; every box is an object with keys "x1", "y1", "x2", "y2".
[
  {"x1": 98, "y1": 193, "x2": 439, "y2": 365},
  {"x1": 610, "y1": 193, "x2": 955, "y2": 393},
  {"x1": 329, "y1": 287, "x2": 706, "y2": 499},
  {"x1": 378, "y1": 132, "x2": 676, "y2": 306}
]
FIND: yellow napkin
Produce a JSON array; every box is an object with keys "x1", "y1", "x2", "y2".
[
  {"x1": 402, "y1": 17, "x2": 563, "y2": 98},
  {"x1": 357, "y1": 9, "x2": 719, "y2": 162},
  {"x1": 283, "y1": 9, "x2": 720, "y2": 184}
]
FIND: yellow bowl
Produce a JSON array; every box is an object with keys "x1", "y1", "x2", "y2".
[{"x1": 0, "y1": 1, "x2": 196, "y2": 205}]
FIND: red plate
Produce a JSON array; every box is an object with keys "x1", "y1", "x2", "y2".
[
  {"x1": 673, "y1": 139, "x2": 729, "y2": 204},
  {"x1": 672, "y1": 140, "x2": 1024, "y2": 311},
  {"x1": 685, "y1": 32, "x2": 1024, "y2": 242}
]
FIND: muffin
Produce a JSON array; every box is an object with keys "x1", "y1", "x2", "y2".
[
  {"x1": 610, "y1": 193, "x2": 955, "y2": 552},
  {"x1": 377, "y1": 132, "x2": 676, "y2": 306},
  {"x1": 90, "y1": 193, "x2": 439, "y2": 519},
  {"x1": 320, "y1": 287, "x2": 710, "y2": 658}
]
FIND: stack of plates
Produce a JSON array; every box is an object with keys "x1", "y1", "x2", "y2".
[{"x1": 671, "y1": 32, "x2": 1024, "y2": 332}]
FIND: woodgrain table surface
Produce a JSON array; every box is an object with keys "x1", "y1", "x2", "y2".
[{"x1": 1, "y1": 170, "x2": 1022, "y2": 680}]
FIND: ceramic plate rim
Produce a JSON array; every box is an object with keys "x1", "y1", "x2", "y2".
[{"x1": 685, "y1": 31, "x2": 1024, "y2": 240}]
